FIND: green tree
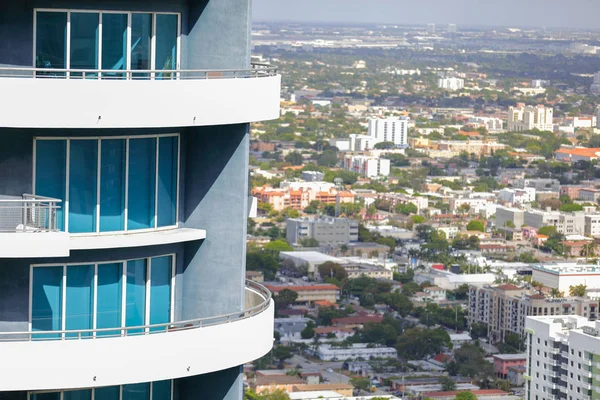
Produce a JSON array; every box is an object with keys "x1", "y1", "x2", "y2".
[
  {"x1": 581, "y1": 242, "x2": 597, "y2": 261},
  {"x1": 301, "y1": 321, "x2": 316, "y2": 339},
  {"x1": 264, "y1": 240, "x2": 294, "y2": 253},
  {"x1": 569, "y1": 284, "x2": 587, "y2": 297},
  {"x1": 284, "y1": 152, "x2": 303, "y2": 166},
  {"x1": 438, "y1": 376, "x2": 457, "y2": 391},
  {"x1": 247, "y1": 251, "x2": 279, "y2": 280},
  {"x1": 396, "y1": 327, "x2": 452, "y2": 360},
  {"x1": 245, "y1": 390, "x2": 290, "y2": 400},
  {"x1": 318, "y1": 262, "x2": 348, "y2": 281},
  {"x1": 317, "y1": 150, "x2": 339, "y2": 167},
  {"x1": 304, "y1": 200, "x2": 321, "y2": 214},
  {"x1": 282, "y1": 207, "x2": 300, "y2": 218},
  {"x1": 538, "y1": 226, "x2": 557, "y2": 236},
  {"x1": 299, "y1": 237, "x2": 320, "y2": 247},
  {"x1": 454, "y1": 392, "x2": 477, "y2": 400},
  {"x1": 272, "y1": 345, "x2": 293, "y2": 364},
  {"x1": 395, "y1": 203, "x2": 418, "y2": 215},
  {"x1": 349, "y1": 377, "x2": 371, "y2": 393},
  {"x1": 466, "y1": 220, "x2": 485, "y2": 232},
  {"x1": 560, "y1": 203, "x2": 584, "y2": 212},
  {"x1": 274, "y1": 289, "x2": 298, "y2": 310},
  {"x1": 374, "y1": 141, "x2": 396, "y2": 149}
]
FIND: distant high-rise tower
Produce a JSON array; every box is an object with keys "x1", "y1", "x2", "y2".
[
  {"x1": 426, "y1": 23, "x2": 436, "y2": 34},
  {"x1": 448, "y1": 24, "x2": 457, "y2": 33},
  {"x1": 590, "y1": 71, "x2": 600, "y2": 95}
]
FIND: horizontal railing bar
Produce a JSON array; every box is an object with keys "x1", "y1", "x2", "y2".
[{"x1": 0, "y1": 281, "x2": 271, "y2": 341}]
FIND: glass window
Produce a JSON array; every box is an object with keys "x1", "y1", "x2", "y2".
[
  {"x1": 95, "y1": 386, "x2": 120, "y2": 400},
  {"x1": 70, "y1": 13, "x2": 99, "y2": 76},
  {"x1": 152, "y1": 381, "x2": 171, "y2": 400},
  {"x1": 36, "y1": 140, "x2": 66, "y2": 231},
  {"x1": 69, "y1": 140, "x2": 98, "y2": 233},
  {"x1": 128, "y1": 138, "x2": 156, "y2": 230},
  {"x1": 126, "y1": 259, "x2": 147, "y2": 333},
  {"x1": 64, "y1": 390, "x2": 92, "y2": 400},
  {"x1": 36, "y1": 12, "x2": 67, "y2": 71},
  {"x1": 155, "y1": 14, "x2": 178, "y2": 78},
  {"x1": 100, "y1": 139, "x2": 126, "y2": 232},
  {"x1": 31, "y1": 393, "x2": 61, "y2": 400},
  {"x1": 131, "y1": 13, "x2": 152, "y2": 76},
  {"x1": 123, "y1": 383, "x2": 150, "y2": 400},
  {"x1": 32, "y1": 267, "x2": 63, "y2": 336},
  {"x1": 101, "y1": 13, "x2": 128, "y2": 77},
  {"x1": 157, "y1": 136, "x2": 178, "y2": 227},
  {"x1": 150, "y1": 256, "x2": 171, "y2": 330},
  {"x1": 65, "y1": 265, "x2": 94, "y2": 337},
  {"x1": 96, "y1": 263, "x2": 123, "y2": 337}
]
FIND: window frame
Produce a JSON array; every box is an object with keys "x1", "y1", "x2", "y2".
[
  {"x1": 33, "y1": 133, "x2": 181, "y2": 234},
  {"x1": 33, "y1": 8, "x2": 181, "y2": 76},
  {"x1": 29, "y1": 254, "x2": 177, "y2": 337},
  {"x1": 28, "y1": 381, "x2": 174, "y2": 400}
]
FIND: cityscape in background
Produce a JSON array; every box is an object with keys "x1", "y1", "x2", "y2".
[{"x1": 244, "y1": 18, "x2": 600, "y2": 400}]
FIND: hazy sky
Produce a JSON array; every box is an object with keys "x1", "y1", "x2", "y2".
[{"x1": 253, "y1": 0, "x2": 600, "y2": 30}]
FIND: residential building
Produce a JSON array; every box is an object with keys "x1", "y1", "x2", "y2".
[
  {"x1": 254, "y1": 375, "x2": 306, "y2": 395},
  {"x1": 345, "y1": 242, "x2": 390, "y2": 257},
  {"x1": 590, "y1": 71, "x2": 600, "y2": 95},
  {"x1": 343, "y1": 155, "x2": 391, "y2": 177},
  {"x1": 286, "y1": 217, "x2": 359, "y2": 246},
  {"x1": 246, "y1": 270, "x2": 265, "y2": 283},
  {"x1": 274, "y1": 317, "x2": 311, "y2": 341},
  {"x1": 314, "y1": 344, "x2": 398, "y2": 361},
  {"x1": 507, "y1": 104, "x2": 554, "y2": 131},
  {"x1": 585, "y1": 214, "x2": 600, "y2": 237},
  {"x1": 265, "y1": 284, "x2": 340, "y2": 305},
  {"x1": 436, "y1": 225, "x2": 459, "y2": 239},
  {"x1": 368, "y1": 117, "x2": 409, "y2": 147},
  {"x1": 421, "y1": 390, "x2": 512, "y2": 400},
  {"x1": 496, "y1": 206, "x2": 525, "y2": 229},
  {"x1": 468, "y1": 285, "x2": 597, "y2": 343},
  {"x1": 313, "y1": 326, "x2": 355, "y2": 340},
  {"x1": 302, "y1": 171, "x2": 324, "y2": 182},
  {"x1": 579, "y1": 187, "x2": 600, "y2": 203},
  {"x1": 0, "y1": 2, "x2": 279, "y2": 399},
  {"x1": 555, "y1": 147, "x2": 600, "y2": 163},
  {"x1": 349, "y1": 134, "x2": 377, "y2": 151},
  {"x1": 531, "y1": 263, "x2": 600, "y2": 294},
  {"x1": 468, "y1": 116, "x2": 504, "y2": 132},
  {"x1": 438, "y1": 77, "x2": 465, "y2": 91},
  {"x1": 332, "y1": 314, "x2": 384, "y2": 329},
  {"x1": 560, "y1": 185, "x2": 587, "y2": 200},
  {"x1": 289, "y1": 384, "x2": 354, "y2": 397},
  {"x1": 342, "y1": 264, "x2": 394, "y2": 280},
  {"x1": 515, "y1": 178, "x2": 561, "y2": 192},
  {"x1": 492, "y1": 354, "x2": 527, "y2": 379},
  {"x1": 506, "y1": 365, "x2": 526, "y2": 386},
  {"x1": 524, "y1": 316, "x2": 600, "y2": 400},
  {"x1": 523, "y1": 208, "x2": 561, "y2": 229},
  {"x1": 279, "y1": 251, "x2": 345, "y2": 274},
  {"x1": 498, "y1": 188, "x2": 536, "y2": 205},
  {"x1": 253, "y1": 183, "x2": 354, "y2": 212},
  {"x1": 378, "y1": 193, "x2": 429, "y2": 213}
]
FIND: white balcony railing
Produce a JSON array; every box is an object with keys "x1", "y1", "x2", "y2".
[{"x1": 0, "y1": 194, "x2": 61, "y2": 233}]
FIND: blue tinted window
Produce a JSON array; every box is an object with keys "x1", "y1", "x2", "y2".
[
  {"x1": 123, "y1": 383, "x2": 150, "y2": 400},
  {"x1": 100, "y1": 139, "x2": 126, "y2": 232},
  {"x1": 97, "y1": 263, "x2": 123, "y2": 337},
  {"x1": 36, "y1": 140, "x2": 66, "y2": 231},
  {"x1": 36, "y1": 12, "x2": 67, "y2": 71},
  {"x1": 95, "y1": 386, "x2": 120, "y2": 400},
  {"x1": 70, "y1": 13, "x2": 99, "y2": 76},
  {"x1": 31, "y1": 393, "x2": 61, "y2": 400},
  {"x1": 69, "y1": 140, "x2": 98, "y2": 233},
  {"x1": 65, "y1": 265, "x2": 94, "y2": 337},
  {"x1": 101, "y1": 13, "x2": 128, "y2": 77},
  {"x1": 128, "y1": 138, "x2": 156, "y2": 230},
  {"x1": 155, "y1": 14, "x2": 178, "y2": 77},
  {"x1": 126, "y1": 259, "x2": 147, "y2": 333},
  {"x1": 152, "y1": 381, "x2": 171, "y2": 400},
  {"x1": 150, "y1": 256, "x2": 171, "y2": 331},
  {"x1": 32, "y1": 267, "x2": 63, "y2": 336},
  {"x1": 157, "y1": 136, "x2": 178, "y2": 227},
  {"x1": 64, "y1": 390, "x2": 92, "y2": 400}
]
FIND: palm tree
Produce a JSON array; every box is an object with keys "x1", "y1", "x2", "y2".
[
  {"x1": 580, "y1": 242, "x2": 597, "y2": 262},
  {"x1": 550, "y1": 288, "x2": 563, "y2": 298}
]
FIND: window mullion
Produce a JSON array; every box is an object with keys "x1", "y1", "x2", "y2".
[
  {"x1": 155, "y1": 138, "x2": 159, "y2": 228},
  {"x1": 96, "y1": 139, "x2": 101, "y2": 233},
  {"x1": 126, "y1": 13, "x2": 132, "y2": 78},
  {"x1": 93, "y1": 264, "x2": 98, "y2": 337},
  {"x1": 121, "y1": 261, "x2": 127, "y2": 335},
  {"x1": 98, "y1": 12, "x2": 102, "y2": 78},
  {"x1": 62, "y1": 265, "x2": 67, "y2": 338},
  {"x1": 145, "y1": 258, "x2": 151, "y2": 332},
  {"x1": 66, "y1": 12, "x2": 71, "y2": 76}
]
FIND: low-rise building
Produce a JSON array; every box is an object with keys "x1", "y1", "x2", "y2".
[
  {"x1": 492, "y1": 354, "x2": 527, "y2": 379},
  {"x1": 315, "y1": 343, "x2": 398, "y2": 361},
  {"x1": 332, "y1": 314, "x2": 384, "y2": 329},
  {"x1": 579, "y1": 187, "x2": 600, "y2": 203},
  {"x1": 286, "y1": 217, "x2": 359, "y2": 246},
  {"x1": 496, "y1": 206, "x2": 525, "y2": 229},
  {"x1": 280, "y1": 251, "x2": 344, "y2": 274},
  {"x1": 531, "y1": 263, "x2": 600, "y2": 295},
  {"x1": 555, "y1": 147, "x2": 600, "y2": 163},
  {"x1": 266, "y1": 283, "x2": 341, "y2": 305},
  {"x1": 342, "y1": 264, "x2": 394, "y2": 280}
]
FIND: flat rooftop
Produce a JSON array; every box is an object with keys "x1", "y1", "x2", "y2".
[
  {"x1": 280, "y1": 251, "x2": 343, "y2": 264},
  {"x1": 532, "y1": 263, "x2": 600, "y2": 275}
]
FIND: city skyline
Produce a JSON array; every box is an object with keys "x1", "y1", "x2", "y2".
[{"x1": 253, "y1": 0, "x2": 600, "y2": 30}]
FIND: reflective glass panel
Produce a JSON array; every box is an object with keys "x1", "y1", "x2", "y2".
[
  {"x1": 157, "y1": 136, "x2": 178, "y2": 227},
  {"x1": 127, "y1": 138, "x2": 156, "y2": 230},
  {"x1": 70, "y1": 13, "x2": 99, "y2": 77},
  {"x1": 32, "y1": 267, "x2": 63, "y2": 337},
  {"x1": 36, "y1": 12, "x2": 67, "y2": 73},
  {"x1": 95, "y1": 386, "x2": 120, "y2": 400},
  {"x1": 36, "y1": 140, "x2": 66, "y2": 231},
  {"x1": 101, "y1": 13, "x2": 128, "y2": 78},
  {"x1": 155, "y1": 14, "x2": 178, "y2": 79},
  {"x1": 31, "y1": 393, "x2": 61, "y2": 400},
  {"x1": 152, "y1": 381, "x2": 171, "y2": 400},
  {"x1": 99, "y1": 139, "x2": 126, "y2": 232},
  {"x1": 64, "y1": 390, "x2": 92, "y2": 400},
  {"x1": 131, "y1": 13, "x2": 152, "y2": 77},
  {"x1": 96, "y1": 263, "x2": 123, "y2": 337},
  {"x1": 150, "y1": 256, "x2": 171, "y2": 331},
  {"x1": 69, "y1": 140, "x2": 98, "y2": 233},
  {"x1": 126, "y1": 259, "x2": 147, "y2": 333},
  {"x1": 65, "y1": 265, "x2": 94, "y2": 337},
  {"x1": 123, "y1": 383, "x2": 150, "y2": 400}
]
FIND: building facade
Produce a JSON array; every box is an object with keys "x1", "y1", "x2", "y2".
[
  {"x1": 437, "y1": 77, "x2": 465, "y2": 91},
  {"x1": 367, "y1": 117, "x2": 409, "y2": 147},
  {"x1": 508, "y1": 104, "x2": 554, "y2": 132},
  {"x1": 343, "y1": 155, "x2": 391, "y2": 177},
  {"x1": 0, "y1": 2, "x2": 279, "y2": 399},
  {"x1": 286, "y1": 217, "x2": 359, "y2": 246}
]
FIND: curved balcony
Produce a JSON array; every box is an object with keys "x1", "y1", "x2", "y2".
[
  {"x1": 0, "y1": 64, "x2": 280, "y2": 129},
  {"x1": 0, "y1": 280, "x2": 273, "y2": 391}
]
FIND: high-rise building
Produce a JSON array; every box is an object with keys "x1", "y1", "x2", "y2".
[
  {"x1": 524, "y1": 315, "x2": 600, "y2": 400},
  {"x1": 426, "y1": 23, "x2": 436, "y2": 34},
  {"x1": 508, "y1": 104, "x2": 554, "y2": 132},
  {"x1": 367, "y1": 117, "x2": 409, "y2": 147},
  {"x1": 437, "y1": 77, "x2": 465, "y2": 91},
  {"x1": 447, "y1": 24, "x2": 458, "y2": 33},
  {"x1": 0, "y1": 2, "x2": 279, "y2": 400},
  {"x1": 590, "y1": 71, "x2": 600, "y2": 95}
]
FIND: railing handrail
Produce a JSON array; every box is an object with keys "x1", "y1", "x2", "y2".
[
  {"x1": 0, "y1": 194, "x2": 62, "y2": 204},
  {"x1": 0, "y1": 280, "x2": 271, "y2": 341},
  {"x1": 0, "y1": 63, "x2": 278, "y2": 79}
]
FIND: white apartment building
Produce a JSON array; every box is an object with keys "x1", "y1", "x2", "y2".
[
  {"x1": 508, "y1": 104, "x2": 554, "y2": 132},
  {"x1": 524, "y1": 316, "x2": 600, "y2": 400},
  {"x1": 449, "y1": 197, "x2": 490, "y2": 213},
  {"x1": 437, "y1": 225, "x2": 459, "y2": 239},
  {"x1": 438, "y1": 77, "x2": 465, "y2": 91},
  {"x1": 343, "y1": 155, "x2": 391, "y2": 177},
  {"x1": 496, "y1": 206, "x2": 525, "y2": 229},
  {"x1": 367, "y1": 117, "x2": 409, "y2": 147},
  {"x1": 531, "y1": 263, "x2": 600, "y2": 294},
  {"x1": 349, "y1": 134, "x2": 378, "y2": 151},
  {"x1": 316, "y1": 344, "x2": 398, "y2": 361},
  {"x1": 590, "y1": 71, "x2": 600, "y2": 95},
  {"x1": 585, "y1": 214, "x2": 600, "y2": 237},
  {"x1": 468, "y1": 116, "x2": 504, "y2": 132},
  {"x1": 524, "y1": 208, "x2": 561, "y2": 229},
  {"x1": 498, "y1": 187, "x2": 536, "y2": 205}
]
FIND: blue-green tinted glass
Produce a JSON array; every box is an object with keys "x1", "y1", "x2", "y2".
[
  {"x1": 152, "y1": 381, "x2": 171, "y2": 400},
  {"x1": 70, "y1": 13, "x2": 99, "y2": 77},
  {"x1": 32, "y1": 267, "x2": 63, "y2": 337},
  {"x1": 69, "y1": 140, "x2": 98, "y2": 233},
  {"x1": 131, "y1": 14, "x2": 152, "y2": 76},
  {"x1": 95, "y1": 386, "x2": 120, "y2": 400},
  {"x1": 96, "y1": 263, "x2": 122, "y2": 337},
  {"x1": 36, "y1": 140, "x2": 66, "y2": 231},
  {"x1": 128, "y1": 138, "x2": 156, "y2": 230},
  {"x1": 100, "y1": 139, "x2": 126, "y2": 232},
  {"x1": 64, "y1": 389, "x2": 92, "y2": 400},
  {"x1": 155, "y1": 14, "x2": 178, "y2": 79},
  {"x1": 157, "y1": 137, "x2": 178, "y2": 227},
  {"x1": 101, "y1": 13, "x2": 128, "y2": 78},
  {"x1": 65, "y1": 265, "x2": 94, "y2": 337},
  {"x1": 126, "y1": 259, "x2": 147, "y2": 333},
  {"x1": 32, "y1": 393, "x2": 61, "y2": 400},
  {"x1": 123, "y1": 383, "x2": 150, "y2": 400},
  {"x1": 150, "y1": 256, "x2": 171, "y2": 331},
  {"x1": 36, "y1": 12, "x2": 67, "y2": 72}
]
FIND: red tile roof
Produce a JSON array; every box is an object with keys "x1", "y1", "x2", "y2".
[
  {"x1": 266, "y1": 284, "x2": 340, "y2": 293},
  {"x1": 496, "y1": 284, "x2": 522, "y2": 291}
]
